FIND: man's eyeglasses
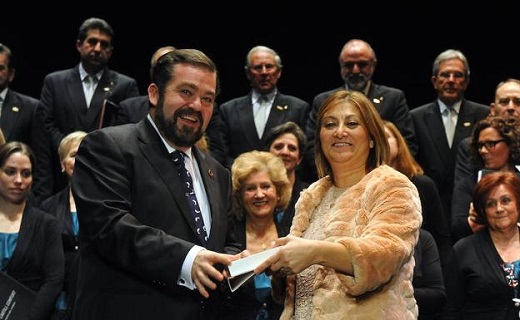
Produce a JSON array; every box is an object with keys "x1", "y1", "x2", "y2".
[
  {"x1": 343, "y1": 61, "x2": 372, "y2": 70},
  {"x1": 85, "y1": 38, "x2": 112, "y2": 50},
  {"x1": 438, "y1": 71, "x2": 465, "y2": 79},
  {"x1": 476, "y1": 139, "x2": 506, "y2": 150},
  {"x1": 249, "y1": 64, "x2": 277, "y2": 73},
  {"x1": 497, "y1": 97, "x2": 520, "y2": 107}
]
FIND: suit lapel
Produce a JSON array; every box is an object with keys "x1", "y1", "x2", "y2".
[
  {"x1": 65, "y1": 68, "x2": 91, "y2": 131},
  {"x1": 264, "y1": 94, "x2": 289, "y2": 134},
  {"x1": 84, "y1": 69, "x2": 115, "y2": 129},
  {"x1": 424, "y1": 103, "x2": 452, "y2": 163},
  {"x1": 137, "y1": 121, "x2": 200, "y2": 238},
  {"x1": 239, "y1": 96, "x2": 262, "y2": 145},
  {"x1": 1, "y1": 91, "x2": 20, "y2": 140}
]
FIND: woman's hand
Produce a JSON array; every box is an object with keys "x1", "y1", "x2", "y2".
[{"x1": 468, "y1": 202, "x2": 485, "y2": 233}]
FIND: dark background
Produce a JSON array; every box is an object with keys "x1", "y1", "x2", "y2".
[{"x1": 2, "y1": 3, "x2": 518, "y2": 110}]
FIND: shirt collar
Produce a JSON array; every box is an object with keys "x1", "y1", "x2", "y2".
[
  {"x1": 0, "y1": 88, "x2": 7, "y2": 101},
  {"x1": 252, "y1": 90, "x2": 276, "y2": 104},
  {"x1": 438, "y1": 99, "x2": 461, "y2": 114},
  {"x1": 79, "y1": 63, "x2": 104, "y2": 82}
]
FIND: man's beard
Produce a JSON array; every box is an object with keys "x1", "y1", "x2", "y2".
[
  {"x1": 346, "y1": 74, "x2": 369, "y2": 92},
  {"x1": 155, "y1": 96, "x2": 204, "y2": 148}
]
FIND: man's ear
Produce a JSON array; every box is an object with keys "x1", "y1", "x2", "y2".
[{"x1": 148, "y1": 83, "x2": 159, "y2": 108}]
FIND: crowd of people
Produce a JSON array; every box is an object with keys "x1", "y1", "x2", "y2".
[{"x1": 1, "y1": 15, "x2": 520, "y2": 320}]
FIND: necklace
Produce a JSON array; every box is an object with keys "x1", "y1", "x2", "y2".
[{"x1": 246, "y1": 221, "x2": 277, "y2": 252}]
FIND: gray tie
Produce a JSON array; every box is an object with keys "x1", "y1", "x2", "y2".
[
  {"x1": 254, "y1": 95, "x2": 269, "y2": 138},
  {"x1": 444, "y1": 107, "x2": 457, "y2": 148},
  {"x1": 84, "y1": 75, "x2": 97, "y2": 108}
]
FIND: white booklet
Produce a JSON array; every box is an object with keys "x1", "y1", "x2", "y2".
[{"x1": 226, "y1": 247, "x2": 280, "y2": 292}]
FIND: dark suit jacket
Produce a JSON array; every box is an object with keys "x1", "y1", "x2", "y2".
[
  {"x1": 410, "y1": 99, "x2": 489, "y2": 225},
  {"x1": 115, "y1": 95, "x2": 227, "y2": 165},
  {"x1": 303, "y1": 84, "x2": 417, "y2": 182},
  {"x1": 5, "y1": 205, "x2": 64, "y2": 320},
  {"x1": 70, "y1": 119, "x2": 239, "y2": 320},
  {"x1": 218, "y1": 92, "x2": 310, "y2": 168},
  {"x1": 453, "y1": 137, "x2": 477, "y2": 187},
  {"x1": 39, "y1": 65, "x2": 139, "y2": 149},
  {"x1": 1, "y1": 89, "x2": 38, "y2": 145},
  {"x1": 34, "y1": 65, "x2": 139, "y2": 203}
]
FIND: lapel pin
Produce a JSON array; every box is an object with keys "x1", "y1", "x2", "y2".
[
  {"x1": 208, "y1": 169, "x2": 214, "y2": 178},
  {"x1": 12, "y1": 106, "x2": 19, "y2": 112},
  {"x1": 372, "y1": 97, "x2": 383, "y2": 104},
  {"x1": 463, "y1": 122, "x2": 471, "y2": 127},
  {"x1": 276, "y1": 105, "x2": 288, "y2": 111}
]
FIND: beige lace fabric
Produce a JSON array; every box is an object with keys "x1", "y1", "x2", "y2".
[{"x1": 293, "y1": 186, "x2": 348, "y2": 320}]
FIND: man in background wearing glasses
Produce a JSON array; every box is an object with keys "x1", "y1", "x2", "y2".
[
  {"x1": 33, "y1": 17, "x2": 140, "y2": 204},
  {"x1": 217, "y1": 45, "x2": 309, "y2": 169},
  {"x1": 411, "y1": 49, "x2": 489, "y2": 229},
  {"x1": 452, "y1": 79, "x2": 520, "y2": 239},
  {"x1": 303, "y1": 39, "x2": 417, "y2": 183}
]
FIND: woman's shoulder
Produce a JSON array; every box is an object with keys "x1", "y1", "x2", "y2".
[{"x1": 366, "y1": 165, "x2": 414, "y2": 186}]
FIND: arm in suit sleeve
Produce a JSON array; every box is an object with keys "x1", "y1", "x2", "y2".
[
  {"x1": 453, "y1": 137, "x2": 476, "y2": 187},
  {"x1": 38, "y1": 76, "x2": 65, "y2": 150},
  {"x1": 451, "y1": 176, "x2": 475, "y2": 243},
  {"x1": 413, "y1": 229, "x2": 446, "y2": 316},
  {"x1": 31, "y1": 106, "x2": 57, "y2": 204}
]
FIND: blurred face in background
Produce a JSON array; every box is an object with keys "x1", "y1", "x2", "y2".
[
  {"x1": 77, "y1": 29, "x2": 113, "y2": 70},
  {"x1": 431, "y1": 58, "x2": 469, "y2": 106},
  {"x1": 477, "y1": 127, "x2": 510, "y2": 170},
  {"x1": 241, "y1": 170, "x2": 278, "y2": 219},
  {"x1": 339, "y1": 41, "x2": 375, "y2": 92},
  {"x1": 61, "y1": 139, "x2": 82, "y2": 178},
  {"x1": 246, "y1": 50, "x2": 281, "y2": 95},
  {"x1": 0, "y1": 152, "x2": 32, "y2": 205},
  {"x1": 269, "y1": 133, "x2": 301, "y2": 175},
  {"x1": 0, "y1": 53, "x2": 14, "y2": 91},
  {"x1": 490, "y1": 81, "x2": 520, "y2": 117},
  {"x1": 483, "y1": 184, "x2": 519, "y2": 232}
]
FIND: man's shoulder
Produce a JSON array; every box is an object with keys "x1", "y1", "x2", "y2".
[
  {"x1": 410, "y1": 101, "x2": 436, "y2": 115},
  {"x1": 276, "y1": 93, "x2": 309, "y2": 109},
  {"x1": 463, "y1": 100, "x2": 490, "y2": 112},
  {"x1": 313, "y1": 88, "x2": 341, "y2": 101},
  {"x1": 8, "y1": 90, "x2": 39, "y2": 105},
  {"x1": 371, "y1": 83, "x2": 405, "y2": 96},
  {"x1": 219, "y1": 95, "x2": 249, "y2": 110},
  {"x1": 44, "y1": 67, "x2": 76, "y2": 80},
  {"x1": 104, "y1": 68, "x2": 137, "y2": 83},
  {"x1": 119, "y1": 95, "x2": 148, "y2": 107}
]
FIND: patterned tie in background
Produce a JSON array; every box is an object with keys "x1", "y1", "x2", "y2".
[{"x1": 171, "y1": 150, "x2": 208, "y2": 245}]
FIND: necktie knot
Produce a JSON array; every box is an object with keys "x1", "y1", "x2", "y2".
[
  {"x1": 171, "y1": 150, "x2": 185, "y2": 167},
  {"x1": 255, "y1": 95, "x2": 270, "y2": 138}
]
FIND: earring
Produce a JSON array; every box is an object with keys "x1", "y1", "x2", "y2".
[{"x1": 369, "y1": 140, "x2": 374, "y2": 148}]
